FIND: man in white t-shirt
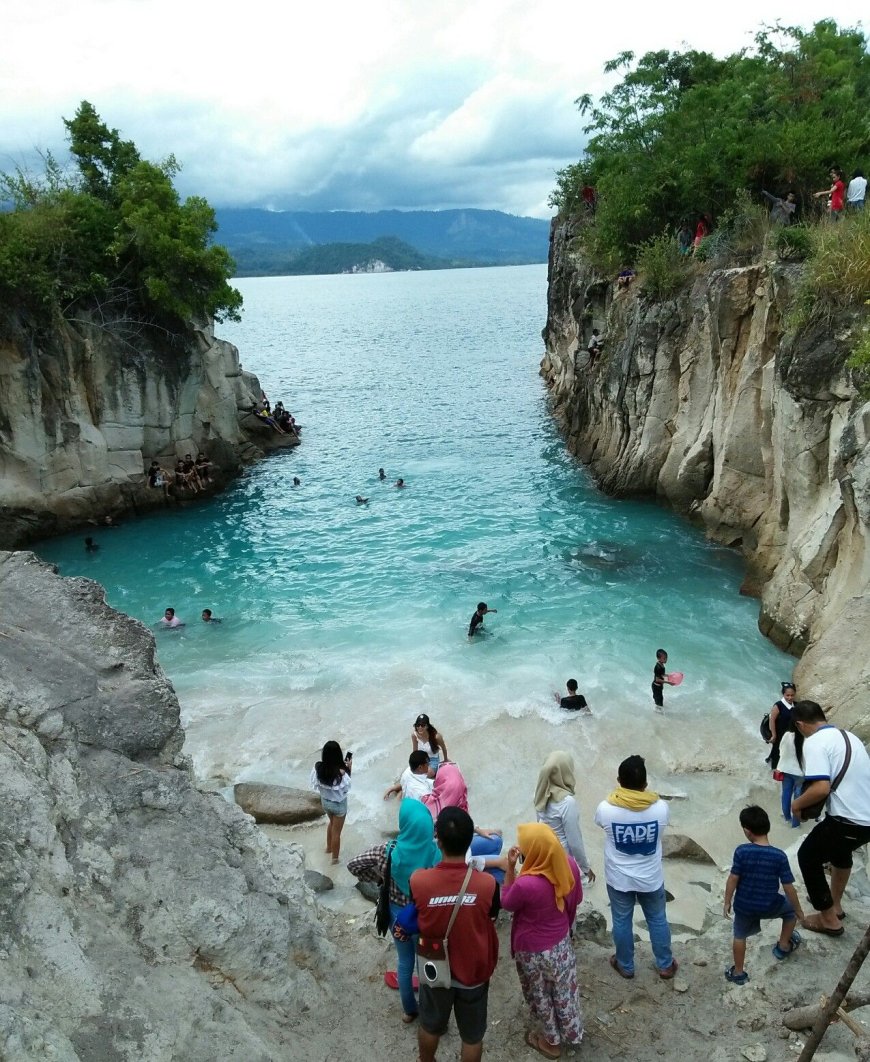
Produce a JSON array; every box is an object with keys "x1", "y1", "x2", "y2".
[
  {"x1": 791, "y1": 700, "x2": 870, "y2": 935},
  {"x1": 847, "y1": 169, "x2": 866, "y2": 210},
  {"x1": 594, "y1": 755, "x2": 677, "y2": 979},
  {"x1": 383, "y1": 751, "x2": 434, "y2": 802}
]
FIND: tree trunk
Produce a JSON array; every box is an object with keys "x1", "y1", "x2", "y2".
[{"x1": 797, "y1": 925, "x2": 870, "y2": 1061}]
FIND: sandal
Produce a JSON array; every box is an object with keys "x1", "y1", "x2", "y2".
[
  {"x1": 725, "y1": 965, "x2": 749, "y2": 985},
  {"x1": 525, "y1": 1030, "x2": 561, "y2": 1059},
  {"x1": 772, "y1": 931, "x2": 802, "y2": 960}
]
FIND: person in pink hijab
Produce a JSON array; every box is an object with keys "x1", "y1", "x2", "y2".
[{"x1": 422, "y1": 762, "x2": 503, "y2": 877}]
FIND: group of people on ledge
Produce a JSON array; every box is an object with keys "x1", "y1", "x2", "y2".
[
  {"x1": 146, "y1": 452, "x2": 215, "y2": 499},
  {"x1": 252, "y1": 397, "x2": 299, "y2": 436},
  {"x1": 305, "y1": 691, "x2": 869, "y2": 1060}
]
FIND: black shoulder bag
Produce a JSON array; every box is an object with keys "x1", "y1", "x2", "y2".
[
  {"x1": 801, "y1": 730, "x2": 852, "y2": 821},
  {"x1": 375, "y1": 842, "x2": 396, "y2": 936}
]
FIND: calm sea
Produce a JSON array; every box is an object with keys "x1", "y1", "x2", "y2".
[{"x1": 36, "y1": 265, "x2": 789, "y2": 842}]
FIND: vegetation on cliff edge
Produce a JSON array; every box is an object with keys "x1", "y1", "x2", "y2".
[
  {"x1": 552, "y1": 21, "x2": 869, "y2": 270},
  {"x1": 0, "y1": 102, "x2": 242, "y2": 335}
]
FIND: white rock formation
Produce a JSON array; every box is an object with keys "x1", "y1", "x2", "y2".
[
  {"x1": 0, "y1": 551, "x2": 330, "y2": 1061},
  {"x1": 542, "y1": 220, "x2": 869, "y2": 735}
]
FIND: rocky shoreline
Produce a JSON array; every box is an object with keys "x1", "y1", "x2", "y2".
[
  {"x1": 0, "y1": 314, "x2": 297, "y2": 549},
  {"x1": 542, "y1": 219, "x2": 870, "y2": 738}
]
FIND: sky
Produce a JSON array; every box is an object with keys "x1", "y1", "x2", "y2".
[{"x1": 1, "y1": 1, "x2": 865, "y2": 219}]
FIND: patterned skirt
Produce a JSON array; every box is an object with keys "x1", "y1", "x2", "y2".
[{"x1": 515, "y1": 934, "x2": 584, "y2": 1046}]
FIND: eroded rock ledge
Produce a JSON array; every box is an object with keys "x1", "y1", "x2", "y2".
[
  {"x1": 0, "y1": 314, "x2": 297, "y2": 548},
  {"x1": 542, "y1": 219, "x2": 870, "y2": 736},
  {"x1": 0, "y1": 551, "x2": 330, "y2": 1061}
]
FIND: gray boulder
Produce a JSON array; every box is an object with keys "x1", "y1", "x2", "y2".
[
  {"x1": 662, "y1": 834, "x2": 716, "y2": 865},
  {"x1": 234, "y1": 782, "x2": 323, "y2": 824}
]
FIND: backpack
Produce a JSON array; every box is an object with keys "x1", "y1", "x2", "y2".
[{"x1": 759, "y1": 713, "x2": 772, "y2": 742}]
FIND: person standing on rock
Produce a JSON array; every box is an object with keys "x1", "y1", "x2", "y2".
[
  {"x1": 766, "y1": 682, "x2": 796, "y2": 770},
  {"x1": 790, "y1": 700, "x2": 870, "y2": 935},
  {"x1": 595, "y1": 754, "x2": 677, "y2": 980},
  {"x1": 310, "y1": 741, "x2": 352, "y2": 865}
]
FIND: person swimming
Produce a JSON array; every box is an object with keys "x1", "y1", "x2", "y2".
[
  {"x1": 378, "y1": 468, "x2": 386, "y2": 480},
  {"x1": 355, "y1": 495, "x2": 369, "y2": 504},
  {"x1": 201, "y1": 609, "x2": 221, "y2": 623},
  {"x1": 468, "y1": 601, "x2": 497, "y2": 638},
  {"x1": 84, "y1": 537, "x2": 99, "y2": 553}
]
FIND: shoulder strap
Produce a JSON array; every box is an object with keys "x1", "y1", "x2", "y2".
[
  {"x1": 830, "y1": 731, "x2": 853, "y2": 792},
  {"x1": 444, "y1": 864, "x2": 475, "y2": 942}
]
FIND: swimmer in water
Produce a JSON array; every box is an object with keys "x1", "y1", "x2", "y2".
[
  {"x1": 159, "y1": 608, "x2": 184, "y2": 629},
  {"x1": 554, "y1": 679, "x2": 591, "y2": 713},
  {"x1": 378, "y1": 468, "x2": 386, "y2": 480},
  {"x1": 468, "y1": 601, "x2": 497, "y2": 638},
  {"x1": 355, "y1": 495, "x2": 368, "y2": 504},
  {"x1": 201, "y1": 609, "x2": 221, "y2": 623},
  {"x1": 293, "y1": 476, "x2": 301, "y2": 486},
  {"x1": 395, "y1": 478, "x2": 405, "y2": 488},
  {"x1": 84, "y1": 536, "x2": 99, "y2": 552}
]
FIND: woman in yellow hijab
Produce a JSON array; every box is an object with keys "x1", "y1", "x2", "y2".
[{"x1": 501, "y1": 822, "x2": 584, "y2": 1058}]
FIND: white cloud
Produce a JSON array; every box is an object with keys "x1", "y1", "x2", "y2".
[{"x1": 1, "y1": 0, "x2": 865, "y2": 218}]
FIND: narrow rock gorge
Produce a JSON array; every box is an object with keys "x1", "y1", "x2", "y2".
[{"x1": 542, "y1": 219, "x2": 869, "y2": 735}]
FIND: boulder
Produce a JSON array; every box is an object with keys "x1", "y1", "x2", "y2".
[
  {"x1": 662, "y1": 834, "x2": 716, "y2": 865},
  {"x1": 355, "y1": 881, "x2": 381, "y2": 904},
  {"x1": 304, "y1": 870, "x2": 335, "y2": 894},
  {"x1": 234, "y1": 782, "x2": 323, "y2": 825}
]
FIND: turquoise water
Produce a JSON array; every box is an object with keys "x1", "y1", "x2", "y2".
[{"x1": 36, "y1": 265, "x2": 790, "y2": 833}]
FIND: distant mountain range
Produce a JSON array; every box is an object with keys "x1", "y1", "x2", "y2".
[{"x1": 214, "y1": 208, "x2": 550, "y2": 276}]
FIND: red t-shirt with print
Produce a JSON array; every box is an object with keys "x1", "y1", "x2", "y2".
[
  {"x1": 831, "y1": 180, "x2": 845, "y2": 212},
  {"x1": 410, "y1": 861, "x2": 499, "y2": 987}
]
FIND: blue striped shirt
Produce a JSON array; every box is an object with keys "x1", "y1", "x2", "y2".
[{"x1": 731, "y1": 843, "x2": 794, "y2": 914}]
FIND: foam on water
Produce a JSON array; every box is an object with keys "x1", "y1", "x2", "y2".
[{"x1": 36, "y1": 265, "x2": 791, "y2": 852}]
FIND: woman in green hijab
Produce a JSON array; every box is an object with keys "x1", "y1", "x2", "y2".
[
  {"x1": 348, "y1": 798, "x2": 439, "y2": 1022},
  {"x1": 534, "y1": 751, "x2": 596, "y2": 886}
]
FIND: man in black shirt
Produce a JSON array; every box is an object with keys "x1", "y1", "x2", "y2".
[
  {"x1": 555, "y1": 679, "x2": 590, "y2": 713},
  {"x1": 468, "y1": 602, "x2": 497, "y2": 638}
]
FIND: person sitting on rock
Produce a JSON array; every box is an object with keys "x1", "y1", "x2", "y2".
[
  {"x1": 195, "y1": 452, "x2": 214, "y2": 484},
  {"x1": 252, "y1": 401, "x2": 285, "y2": 434},
  {"x1": 175, "y1": 459, "x2": 200, "y2": 493},
  {"x1": 182, "y1": 453, "x2": 201, "y2": 487},
  {"x1": 147, "y1": 460, "x2": 170, "y2": 498}
]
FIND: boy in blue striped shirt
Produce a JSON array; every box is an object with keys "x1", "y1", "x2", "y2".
[{"x1": 723, "y1": 805, "x2": 804, "y2": 984}]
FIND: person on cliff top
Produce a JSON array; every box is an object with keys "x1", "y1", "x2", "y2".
[
  {"x1": 677, "y1": 220, "x2": 693, "y2": 256},
  {"x1": 723, "y1": 804, "x2": 803, "y2": 985},
  {"x1": 587, "y1": 329, "x2": 602, "y2": 367},
  {"x1": 554, "y1": 679, "x2": 590, "y2": 714},
  {"x1": 814, "y1": 167, "x2": 846, "y2": 219},
  {"x1": 468, "y1": 602, "x2": 497, "y2": 638},
  {"x1": 201, "y1": 609, "x2": 221, "y2": 624},
  {"x1": 652, "y1": 649, "x2": 675, "y2": 711},
  {"x1": 847, "y1": 169, "x2": 866, "y2": 210},
  {"x1": 159, "y1": 608, "x2": 184, "y2": 629},
  {"x1": 761, "y1": 189, "x2": 797, "y2": 226}
]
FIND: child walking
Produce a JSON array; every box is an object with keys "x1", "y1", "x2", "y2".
[{"x1": 723, "y1": 805, "x2": 804, "y2": 984}]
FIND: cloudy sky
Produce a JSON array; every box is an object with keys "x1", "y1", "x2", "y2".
[{"x1": 1, "y1": 1, "x2": 864, "y2": 218}]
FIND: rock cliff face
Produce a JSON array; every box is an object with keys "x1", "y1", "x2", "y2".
[
  {"x1": 0, "y1": 314, "x2": 295, "y2": 548},
  {"x1": 0, "y1": 550, "x2": 330, "y2": 1061},
  {"x1": 543, "y1": 219, "x2": 870, "y2": 735}
]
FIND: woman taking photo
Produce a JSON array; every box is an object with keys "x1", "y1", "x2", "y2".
[
  {"x1": 411, "y1": 713, "x2": 448, "y2": 775},
  {"x1": 502, "y1": 822, "x2": 584, "y2": 1058},
  {"x1": 347, "y1": 799, "x2": 439, "y2": 1023},
  {"x1": 310, "y1": 740, "x2": 352, "y2": 864}
]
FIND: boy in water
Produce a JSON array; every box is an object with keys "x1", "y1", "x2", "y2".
[
  {"x1": 201, "y1": 609, "x2": 221, "y2": 623},
  {"x1": 652, "y1": 649, "x2": 672, "y2": 711},
  {"x1": 723, "y1": 805, "x2": 803, "y2": 984},
  {"x1": 468, "y1": 602, "x2": 497, "y2": 638},
  {"x1": 554, "y1": 679, "x2": 590, "y2": 713}
]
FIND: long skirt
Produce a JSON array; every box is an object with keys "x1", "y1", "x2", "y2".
[{"x1": 515, "y1": 934, "x2": 583, "y2": 1046}]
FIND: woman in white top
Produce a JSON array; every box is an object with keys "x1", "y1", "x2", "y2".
[
  {"x1": 534, "y1": 751, "x2": 596, "y2": 885},
  {"x1": 777, "y1": 724, "x2": 805, "y2": 829},
  {"x1": 310, "y1": 740, "x2": 352, "y2": 864},
  {"x1": 411, "y1": 713, "x2": 448, "y2": 776}
]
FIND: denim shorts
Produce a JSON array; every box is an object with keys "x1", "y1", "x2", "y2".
[
  {"x1": 733, "y1": 894, "x2": 795, "y2": 940},
  {"x1": 321, "y1": 796, "x2": 347, "y2": 817}
]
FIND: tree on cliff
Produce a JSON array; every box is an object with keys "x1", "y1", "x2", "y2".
[
  {"x1": 552, "y1": 20, "x2": 870, "y2": 267},
  {"x1": 0, "y1": 102, "x2": 242, "y2": 334}
]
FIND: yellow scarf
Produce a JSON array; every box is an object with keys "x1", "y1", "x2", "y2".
[
  {"x1": 607, "y1": 786, "x2": 659, "y2": 811},
  {"x1": 517, "y1": 822, "x2": 575, "y2": 912}
]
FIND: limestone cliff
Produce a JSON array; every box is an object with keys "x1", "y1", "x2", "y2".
[
  {"x1": 0, "y1": 550, "x2": 331, "y2": 1061},
  {"x1": 0, "y1": 313, "x2": 296, "y2": 548},
  {"x1": 543, "y1": 219, "x2": 870, "y2": 735}
]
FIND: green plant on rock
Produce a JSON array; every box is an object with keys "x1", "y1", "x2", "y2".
[
  {"x1": 773, "y1": 225, "x2": 813, "y2": 261},
  {"x1": 636, "y1": 231, "x2": 691, "y2": 299}
]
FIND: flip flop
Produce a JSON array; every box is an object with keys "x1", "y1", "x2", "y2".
[
  {"x1": 802, "y1": 921, "x2": 844, "y2": 937},
  {"x1": 524, "y1": 1030, "x2": 561, "y2": 1059},
  {"x1": 384, "y1": 970, "x2": 420, "y2": 990}
]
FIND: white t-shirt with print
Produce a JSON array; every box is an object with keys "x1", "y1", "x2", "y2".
[
  {"x1": 802, "y1": 726, "x2": 870, "y2": 826},
  {"x1": 594, "y1": 798, "x2": 669, "y2": 892}
]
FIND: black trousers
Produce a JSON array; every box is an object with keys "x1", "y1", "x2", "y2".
[
  {"x1": 652, "y1": 682, "x2": 663, "y2": 707},
  {"x1": 798, "y1": 814, "x2": 870, "y2": 911}
]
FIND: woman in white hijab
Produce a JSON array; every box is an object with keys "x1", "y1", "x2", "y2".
[{"x1": 534, "y1": 751, "x2": 596, "y2": 886}]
